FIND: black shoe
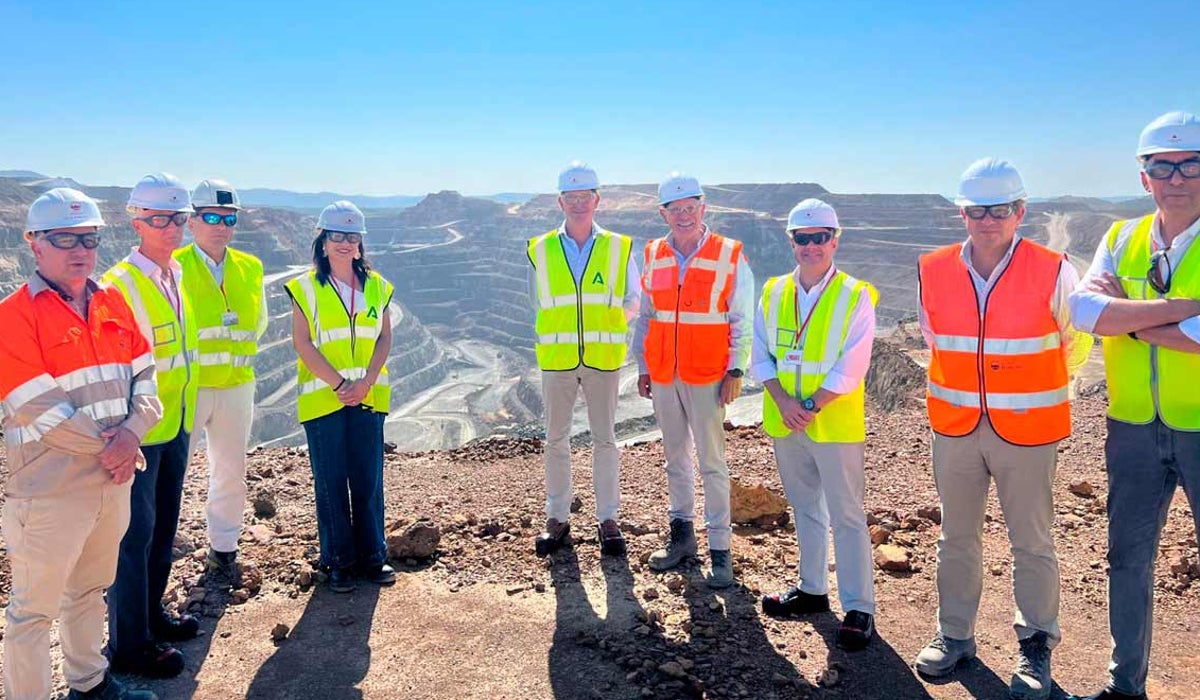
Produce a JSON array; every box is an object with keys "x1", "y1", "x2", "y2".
[
  {"x1": 150, "y1": 613, "x2": 199, "y2": 643},
  {"x1": 597, "y1": 520, "x2": 627, "y2": 557},
  {"x1": 836, "y1": 610, "x2": 875, "y2": 651},
  {"x1": 109, "y1": 643, "x2": 185, "y2": 679},
  {"x1": 1067, "y1": 689, "x2": 1148, "y2": 700},
  {"x1": 761, "y1": 586, "x2": 831, "y2": 616},
  {"x1": 67, "y1": 674, "x2": 158, "y2": 699},
  {"x1": 534, "y1": 519, "x2": 571, "y2": 557},
  {"x1": 360, "y1": 563, "x2": 397, "y2": 585},
  {"x1": 328, "y1": 567, "x2": 356, "y2": 593}
]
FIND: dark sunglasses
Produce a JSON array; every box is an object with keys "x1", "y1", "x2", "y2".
[
  {"x1": 791, "y1": 230, "x2": 834, "y2": 246},
  {"x1": 963, "y1": 203, "x2": 1020, "y2": 220},
  {"x1": 1143, "y1": 158, "x2": 1200, "y2": 181},
  {"x1": 1148, "y1": 249, "x2": 1173, "y2": 295},
  {"x1": 136, "y1": 212, "x2": 189, "y2": 229},
  {"x1": 325, "y1": 231, "x2": 362, "y2": 244},
  {"x1": 40, "y1": 231, "x2": 102, "y2": 249},
  {"x1": 199, "y1": 212, "x2": 238, "y2": 227}
]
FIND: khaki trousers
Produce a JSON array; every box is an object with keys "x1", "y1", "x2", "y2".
[
  {"x1": 187, "y1": 381, "x2": 256, "y2": 553},
  {"x1": 2, "y1": 481, "x2": 131, "y2": 699},
  {"x1": 932, "y1": 418, "x2": 1061, "y2": 646},
  {"x1": 541, "y1": 367, "x2": 621, "y2": 523},
  {"x1": 652, "y1": 378, "x2": 731, "y2": 550}
]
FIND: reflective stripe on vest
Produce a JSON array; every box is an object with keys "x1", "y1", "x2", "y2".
[
  {"x1": 641, "y1": 232, "x2": 741, "y2": 385},
  {"x1": 528, "y1": 229, "x2": 631, "y2": 371},
  {"x1": 760, "y1": 271, "x2": 877, "y2": 442},
  {"x1": 102, "y1": 261, "x2": 199, "y2": 444},
  {"x1": 175, "y1": 244, "x2": 264, "y2": 388},
  {"x1": 285, "y1": 270, "x2": 393, "y2": 422},
  {"x1": 1102, "y1": 214, "x2": 1200, "y2": 429},
  {"x1": 918, "y1": 239, "x2": 1071, "y2": 446}
]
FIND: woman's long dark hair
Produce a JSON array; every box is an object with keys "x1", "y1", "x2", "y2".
[{"x1": 312, "y1": 230, "x2": 372, "y2": 287}]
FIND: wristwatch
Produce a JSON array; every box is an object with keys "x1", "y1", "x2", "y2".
[
  {"x1": 802, "y1": 397, "x2": 820, "y2": 413},
  {"x1": 727, "y1": 368, "x2": 743, "y2": 378}
]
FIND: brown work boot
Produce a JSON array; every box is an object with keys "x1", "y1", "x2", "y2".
[
  {"x1": 597, "y1": 519, "x2": 627, "y2": 557},
  {"x1": 534, "y1": 518, "x2": 571, "y2": 556}
]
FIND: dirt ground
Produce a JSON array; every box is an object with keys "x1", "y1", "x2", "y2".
[{"x1": 1, "y1": 395, "x2": 1198, "y2": 699}]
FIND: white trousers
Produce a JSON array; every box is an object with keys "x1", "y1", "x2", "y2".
[
  {"x1": 931, "y1": 418, "x2": 1061, "y2": 646},
  {"x1": 187, "y1": 381, "x2": 255, "y2": 553},
  {"x1": 773, "y1": 431, "x2": 876, "y2": 614},
  {"x1": 2, "y1": 482, "x2": 130, "y2": 700},
  {"x1": 541, "y1": 367, "x2": 621, "y2": 523},
  {"x1": 652, "y1": 378, "x2": 731, "y2": 550}
]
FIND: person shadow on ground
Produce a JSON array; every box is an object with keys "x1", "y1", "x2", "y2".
[
  {"x1": 548, "y1": 543, "x2": 814, "y2": 700},
  {"x1": 243, "y1": 583, "x2": 381, "y2": 700}
]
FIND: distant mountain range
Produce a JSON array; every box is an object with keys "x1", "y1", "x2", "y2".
[{"x1": 0, "y1": 171, "x2": 531, "y2": 211}]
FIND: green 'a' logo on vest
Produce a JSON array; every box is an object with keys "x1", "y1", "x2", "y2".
[
  {"x1": 367, "y1": 306, "x2": 378, "y2": 319},
  {"x1": 591, "y1": 272, "x2": 604, "y2": 286}
]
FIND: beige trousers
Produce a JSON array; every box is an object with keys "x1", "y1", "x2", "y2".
[
  {"x1": 931, "y1": 417, "x2": 1061, "y2": 646},
  {"x1": 541, "y1": 367, "x2": 621, "y2": 523},
  {"x1": 2, "y1": 481, "x2": 131, "y2": 699}
]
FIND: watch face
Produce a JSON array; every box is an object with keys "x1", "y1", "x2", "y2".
[{"x1": 802, "y1": 398, "x2": 816, "y2": 411}]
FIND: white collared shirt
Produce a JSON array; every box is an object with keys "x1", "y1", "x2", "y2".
[
  {"x1": 194, "y1": 245, "x2": 271, "y2": 339},
  {"x1": 127, "y1": 247, "x2": 185, "y2": 324}
]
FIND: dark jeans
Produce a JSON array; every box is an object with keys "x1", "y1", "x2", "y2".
[
  {"x1": 107, "y1": 428, "x2": 190, "y2": 658},
  {"x1": 1105, "y1": 418, "x2": 1200, "y2": 694},
  {"x1": 303, "y1": 406, "x2": 387, "y2": 571}
]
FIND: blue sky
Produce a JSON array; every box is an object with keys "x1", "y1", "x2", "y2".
[{"x1": 2, "y1": 0, "x2": 1198, "y2": 198}]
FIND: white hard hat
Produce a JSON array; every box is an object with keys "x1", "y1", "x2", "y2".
[
  {"x1": 127, "y1": 172, "x2": 192, "y2": 212},
  {"x1": 954, "y1": 158, "x2": 1027, "y2": 207},
  {"x1": 191, "y1": 178, "x2": 242, "y2": 211},
  {"x1": 318, "y1": 200, "x2": 367, "y2": 234},
  {"x1": 1137, "y1": 111, "x2": 1200, "y2": 157},
  {"x1": 786, "y1": 198, "x2": 840, "y2": 233},
  {"x1": 25, "y1": 187, "x2": 106, "y2": 234},
  {"x1": 659, "y1": 172, "x2": 704, "y2": 206},
  {"x1": 558, "y1": 161, "x2": 599, "y2": 193}
]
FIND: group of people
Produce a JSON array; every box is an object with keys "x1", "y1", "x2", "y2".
[
  {"x1": 527, "y1": 110, "x2": 1200, "y2": 700},
  {"x1": 0, "y1": 109, "x2": 1195, "y2": 700},
  {"x1": 0, "y1": 176, "x2": 393, "y2": 700}
]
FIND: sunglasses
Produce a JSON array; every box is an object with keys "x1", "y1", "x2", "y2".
[
  {"x1": 1143, "y1": 158, "x2": 1200, "y2": 181},
  {"x1": 791, "y1": 230, "x2": 834, "y2": 246},
  {"x1": 325, "y1": 231, "x2": 362, "y2": 244},
  {"x1": 40, "y1": 231, "x2": 102, "y2": 250},
  {"x1": 198, "y1": 212, "x2": 238, "y2": 227},
  {"x1": 1148, "y1": 249, "x2": 1173, "y2": 295},
  {"x1": 963, "y1": 203, "x2": 1020, "y2": 220},
  {"x1": 136, "y1": 212, "x2": 189, "y2": 229}
]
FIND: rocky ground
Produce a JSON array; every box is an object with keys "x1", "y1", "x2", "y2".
[{"x1": 1, "y1": 392, "x2": 1199, "y2": 699}]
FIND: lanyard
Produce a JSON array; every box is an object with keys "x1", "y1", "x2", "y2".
[
  {"x1": 163, "y1": 270, "x2": 182, "y2": 321},
  {"x1": 337, "y1": 276, "x2": 358, "y2": 318},
  {"x1": 793, "y1": 269, "x2": 835, "y2": 349}
]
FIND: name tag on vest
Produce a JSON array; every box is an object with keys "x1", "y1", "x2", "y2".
[
  {"x1": 152, "y1": 323, "x2": 176, "y2": 346},
  {"x1": 222, "y1": 311, "x2": 239, "y2": 327},
  {"x1": 781, "y1": 350, "x2": 802, "y2": 367}
]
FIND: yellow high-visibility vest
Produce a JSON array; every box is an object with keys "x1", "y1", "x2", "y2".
[
  {"x1": 1102, "y1": 214, "x2": 1200, "y2": 429},
  {"x1": 174, "y1": 244, "x2": 264, "y2": 388},
  {"x1": 760, "y1": 270, "x2": 877, "y2": 443},
  {"x1": 527, "y1": 228, "x2": 631, "y2": 371},
  {"x1": 285, "y1": 269, "x2": 393, "y2": 423},
  {"x1": 102, "y1": 260, "x2": 199, "y2": 445}
]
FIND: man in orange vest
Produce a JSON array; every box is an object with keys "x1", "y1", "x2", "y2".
[
  {"x1": 0, "y1": 189, "x2": 161, "y2": 700},
  {"x1": 633, "y1": 172, "x2": 754, "y2": 589},
  {"x1": 914, "y1": 158, "x2": 1092, "y2": 700}
]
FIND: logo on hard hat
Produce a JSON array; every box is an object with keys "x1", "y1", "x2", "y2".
[
  {"x1": 1170, "y1": 133, "x2": 1181, "y2": 142},
  {"x1": 346, "y1": 216, "x2": 354, "y2": 224},
  {"x1": 70, "y1": 203, "x2": 82, "y2": 212},
  {"x1": 805, "y1": 212, "x2": 812, "y2": 218}
]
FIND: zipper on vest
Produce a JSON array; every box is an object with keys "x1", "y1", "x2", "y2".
[
  {"x1": 974, "y1": 242, "x2": 1018, "y2": 418},
  {"x1": 570, "y1": 241, "x2": 597, "y2": 365}
]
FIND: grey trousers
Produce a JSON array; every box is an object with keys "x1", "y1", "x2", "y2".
[
  {"x1": 1104, "y1": 418, "x2": 1200, "y2": 695},
  {"x1": 541, "y1": 367, "x2": 621, "y2": 523}
]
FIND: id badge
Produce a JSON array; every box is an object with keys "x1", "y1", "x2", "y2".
[
  {"x1": 781, "y1": 350, "x2": 802, "y2": 367},
  {"x1": 221, "y1": 311, "x2": 239, "y2": 327}
]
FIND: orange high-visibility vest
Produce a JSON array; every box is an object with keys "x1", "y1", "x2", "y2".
[
  {"x1": 918, "y1": 239, "x2": 1071, "y2": 446},
  {"x1": 641, "y1": 232, "x2": 742, "y2": 385}
]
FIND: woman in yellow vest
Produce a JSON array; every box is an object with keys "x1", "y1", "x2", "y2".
[
  {"x1": 752, "y1": 200, "x2": 879, "y2": 652},
  {"x1": 285, "y1": 201, "x2": 395, "y2": 593}
]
